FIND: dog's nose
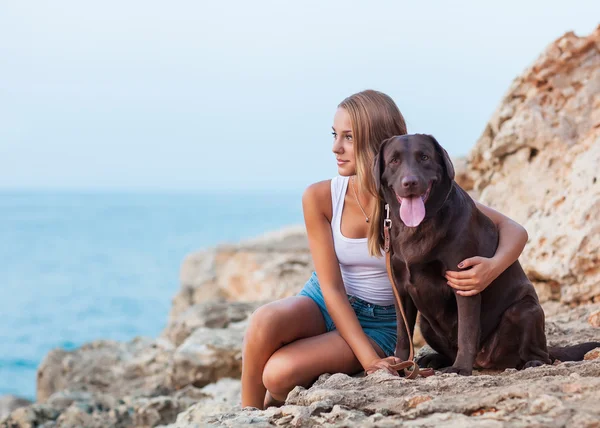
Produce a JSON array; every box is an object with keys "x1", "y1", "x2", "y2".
[{"x1": 402, "y1": 176, "x2": 418, "y2": 188}]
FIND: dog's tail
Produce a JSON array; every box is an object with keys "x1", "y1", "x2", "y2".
[{"x1": 548, "y1": 342, "x2": 600, "y2": 362}]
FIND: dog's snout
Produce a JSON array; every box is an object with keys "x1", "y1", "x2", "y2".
[{"x1": 402, "y1": 176, "x2": 418, "y2": 189}]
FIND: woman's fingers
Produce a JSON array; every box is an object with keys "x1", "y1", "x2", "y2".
[
  {"x1": 445, "y1": 270, "x2": 474, "y2": 279},
  {"x1": 447, "y1": 278, "x2": 478, "y2": 287},
  {"x1": 457, "y1": 256, "x2": 484, "y2": 269},
  {"x1": 457, "y1": 289, "x2": 481, "y2": 297}
]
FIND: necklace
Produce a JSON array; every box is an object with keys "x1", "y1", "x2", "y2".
[{"x1": 351, "y1": 176, "x2": 370, "y2": 223}]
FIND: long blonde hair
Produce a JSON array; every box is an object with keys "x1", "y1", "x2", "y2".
[{"x1": 338, "y1": 90, "x2": 407, "y2": 256}]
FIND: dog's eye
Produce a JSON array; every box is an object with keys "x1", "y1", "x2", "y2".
[
  {"x1": 389, "y1": 157, "x2": 399, "y2": 165},
  {"x1": 421, "y1": 155, "x2": 429, "y2": 161}
]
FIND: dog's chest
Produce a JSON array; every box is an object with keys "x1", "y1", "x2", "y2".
[{"x1": 393, "y1": 257, "x2": 454, "y2": 308}]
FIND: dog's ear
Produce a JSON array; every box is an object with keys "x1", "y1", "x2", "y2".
[
  {"x1": 373, "y1": 137, "x2": 393, "y2": 194},
  {"x1": 427, "y1": 135, "x2": 455, "y2": 181}
]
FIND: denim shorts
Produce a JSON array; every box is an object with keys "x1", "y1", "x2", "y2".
[{"x1": 298, "y1": 271, "x2": 397, "y2": 357}]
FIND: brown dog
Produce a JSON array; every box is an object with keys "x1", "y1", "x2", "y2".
[{"x1": 374, "y1": 133, "x2": 600, "y2": 375}]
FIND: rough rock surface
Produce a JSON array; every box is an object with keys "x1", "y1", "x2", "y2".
[
  {"x1": 36, "y1": 337, "x2": 176, "y2": 404},
  {"x1": 168, "y1": 361, "x2": 600, "y2": 428},
  {"x1": 0, "y1": 396, "x2": 32, "y2": 421},
  {"x1": 4, "y1": 26, "x2": 600, "y2": 428},
  {"x1": 464, "y1": 26, "x2": 600, "y2": 306},
  {"x1": 171, "y1": 225, "x2": 313, "y2": 318},
  {"x1": 168, "y1": 321, "x2": 247, "y2": 391},
  {"x1": 0, "y1": 382, "x2": 231, "y2": 428},
  {"x1": 161, "y1": 303, "x2": 600, "y2": 428},
  {"x1": 161, "y1": 300, "x2": 261, "y2": 347}
]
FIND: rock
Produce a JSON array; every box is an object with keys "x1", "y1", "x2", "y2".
[
  {"x1": 168, "y1": 323, "x2": 246, "y2": 390},
  {"x1": 165, "y1": 378, "x2": 241, "y2": 426},
  {"x1": 9, "y1": 26, "x2": 600, "y2": 428},
  {"x1": 463, "y1": 26, "x2": 600, "y2": 306},
  {"x1": 161, "y1": 300, "x2": 262, "y2": 347},
  {"x1": 168, "y1": 360, "x2": 600, "y2": 427},
  {"x1": 0, "y1": 395, "x2": 32, "y2": 421},
  {"x1": 35, "y1": 320, "x2": 249, "y2": 406},
  {"x1": 544, "y1": 302, "x2": 600, "y2": 346},
  {"x1": 36, "y1": 337, "x2": 176, "y2": 403},
  {"x1": 171, "y1": 225, "x2": 313, "y2": 318},
  {"x1": 589, "y1": 310, "x2": 600, "y2": 327},
  {"x1": 452, "y1": 156, "x2": 475, "y2": 193},
  {"x1": 1, "y1": 402, "x2": 61, "y2": 428},
  {"x1": 0, "y1": 388, "x2": 210, "y2": 428}
]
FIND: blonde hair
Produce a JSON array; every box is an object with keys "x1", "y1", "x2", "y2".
[{"x1": 338, "y1": 90, "x2": 407, "y2": 256}]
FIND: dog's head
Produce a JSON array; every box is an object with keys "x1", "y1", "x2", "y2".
[{"x1": 373, "y1": 134, "x2": 455, "y2": 228}]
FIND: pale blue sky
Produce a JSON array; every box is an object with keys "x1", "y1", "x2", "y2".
[{"x1": 1, "y1": 1, "x2": 598, "y2": 191}]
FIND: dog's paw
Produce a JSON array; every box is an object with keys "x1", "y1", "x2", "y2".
[
  {"x1": 522, "y1": 360, "x2": 545, "y2": 370},
  {"x1": 440, "y1": 366, "x2": 472, "y2": 376},
  {"x1": 416, "y1": 353, "x2": 452, "y2": 370}
]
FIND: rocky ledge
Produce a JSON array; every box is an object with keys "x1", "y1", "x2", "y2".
[{"x1": 3, "y1": 25, "x2": 600, "y2": 428}]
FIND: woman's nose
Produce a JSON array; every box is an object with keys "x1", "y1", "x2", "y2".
[{"x1": 332, "y1": 138, "x2": 343, "y2": 153}]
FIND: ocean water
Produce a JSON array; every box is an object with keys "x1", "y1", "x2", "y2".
[{"x1": 0, "y1": 190, "x2": 304, "y2": 401}]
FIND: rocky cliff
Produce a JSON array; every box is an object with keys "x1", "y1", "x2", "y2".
[{"x1": 3, "y1": 26, "x2": 600, "y2": 428}]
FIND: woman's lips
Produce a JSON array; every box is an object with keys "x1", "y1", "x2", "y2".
[{"x1": 337, "y1": 159, "x2": 349, "y2": 166}]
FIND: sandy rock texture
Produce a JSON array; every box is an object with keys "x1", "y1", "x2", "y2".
[
  {"x1": 463, "y1": 26, "x2": 600, "y2": 306},
  {"x1": 1, "y1": 302, "x2": 261, "y2": 427},
  {"x1": 171, "y1": 226, "x2": 313, "y2": 318},
  {"x1": 159, "y1": 303, "x2": 600, "y2": 428},
  {"x1": 4, "y1": 26, "x2": 600, "y2": 428}
]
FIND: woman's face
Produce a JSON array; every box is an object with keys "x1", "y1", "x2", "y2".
[{"x1": 332, "y1": 108, "x2": 355, "y2": 176}]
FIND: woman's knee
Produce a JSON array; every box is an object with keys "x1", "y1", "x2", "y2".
[
  {"x1": 244, "y1": 302, "x2": 287, "y2": 352},
  {"x1": 244, "y1": 297, "x2": 323, "y2": 351},
  {"x1": 262, "y1": 352, "x2": 300, "y2": 396}
]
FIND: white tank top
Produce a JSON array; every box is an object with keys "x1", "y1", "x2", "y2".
[{"x1": 331, "y1": 175, "x2": 395, "y2": 305}]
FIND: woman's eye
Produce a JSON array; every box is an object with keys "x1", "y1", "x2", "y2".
[
  {"x1": 421, "y1": 154, "x2": 429, "y2": 161},
  {"x1": 332, "y1": 132, "x2": 337, "y2": 138},
  {"x1": 345, "y1": 134, "x2": 353, "y2": 141}
]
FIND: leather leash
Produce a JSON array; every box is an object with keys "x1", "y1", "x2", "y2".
[{"x1": 365, "y1": 203, "x2": 434, "y2": 379}]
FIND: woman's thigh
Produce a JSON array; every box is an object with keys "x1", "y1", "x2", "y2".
[
  {"x1": 262, "y1": 330, "x2": 385, "y2": 395},
  {"x1": 244, "y1": 295, "x2": 328, "y2": 349}
]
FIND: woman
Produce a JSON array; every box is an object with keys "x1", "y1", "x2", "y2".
[{"x1": 241, "y1": 90, "x2": 528, "y2": 409}]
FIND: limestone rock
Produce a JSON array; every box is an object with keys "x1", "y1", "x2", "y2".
[
  {"x1": 0, "y1": 387, "x2": 210, "y2": 428},
  {"x1": 167, "y1": 360, "x2": 600, "y2": 427},
  {"x1": 588, "y1": 310, "x2": 600, "y2": 327},
  {"x1": 165, "y1": 378, "x2": 241, "y2": 427},
  {"x1": 0, "y1": 395, "x2": 33, "y2": 421},
  {"x1": 36, "y1": 337, "x2": 175, "y2": 403},
  {"x1": 584, "y1": 348, "x2": 600, "y2": 360},
  {"x1": 168, "y1": 323, "x2": 246, "y2": 390},
  {"x1": 464, "y1": 26, "x2": 600, "y2": 305},
  {"x1": 171, "y1": 225, "x2": 312, "y2": 318},
  {"x1": 161, "y1": 300, "x2": 261, "y2": 347}
]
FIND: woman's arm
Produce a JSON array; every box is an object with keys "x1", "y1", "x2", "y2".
[
  {"x1": 445, "y1": 201, "x2": 529, "y2": 296},
  {"x1": 302, "y1": 182, "x2": 382, "y2": 370}
]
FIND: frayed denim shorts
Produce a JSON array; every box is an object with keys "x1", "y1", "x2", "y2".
[{"x1": 298, "y1": 271, "x2": 397, "y2": 357}]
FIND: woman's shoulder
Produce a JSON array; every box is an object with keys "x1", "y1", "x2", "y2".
[{"x1": 302, "y1": 179, "x2": 333, "y2": 220}]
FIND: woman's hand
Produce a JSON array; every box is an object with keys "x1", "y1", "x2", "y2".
[
  {"x1": 445, "y1": 256, "x2": 501, "y2": 296},
  {"x1": 365, "y1": 356, "x2": 404, "y2": 376}
]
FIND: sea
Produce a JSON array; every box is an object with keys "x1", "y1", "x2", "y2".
[{"x1": 0, "y1": 190, "x2": 304, "y2": 401}]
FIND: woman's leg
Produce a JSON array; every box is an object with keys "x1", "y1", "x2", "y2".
[
  {"x1": 241, "y1": 296, "x2": 327, "y2": 409},
  {"x1": 262, "y1": 330, "x2": 385, "y2": 403}
]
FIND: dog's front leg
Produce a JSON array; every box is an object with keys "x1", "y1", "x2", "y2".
[
  {"x1": 445, "y1": 293, "x2": 481, "y2": 375},
  {"x1": 393, "y1": 291, "x2": 418, "y2": 361}
]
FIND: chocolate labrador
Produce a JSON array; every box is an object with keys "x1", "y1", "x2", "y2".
[{"x1": 374, "y1": 134, "x2": 600, "y2": 375}]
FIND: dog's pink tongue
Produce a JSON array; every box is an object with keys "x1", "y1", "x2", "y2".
[{"x1": 400, "y1": 197, "x2": 426, "y2": 227}]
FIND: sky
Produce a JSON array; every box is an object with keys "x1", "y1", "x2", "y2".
[{"x1": 1, "y1": 1, "x2": 599, "y2": 191}]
